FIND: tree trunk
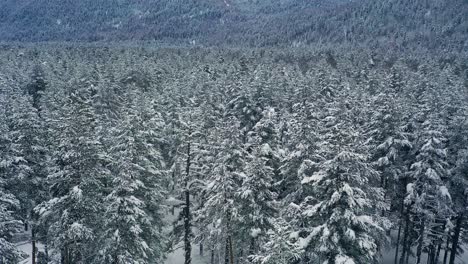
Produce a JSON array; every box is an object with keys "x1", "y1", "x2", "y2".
[
  {"x1": 62, "y1": 246, "x2": 70, "y2": 264},
  {"x1": 449, "y1": 213, "x2": 463, "y2": 264},
  {"x1": 381, "y1": 174, "x2": 386, "y2": 216},
  {"x1": 200, "y1": 243, "x2": 204, "y2": 256},
  {"x1": 229, "y1": 235, "x2": 234, "y2": 264},
  {"x1": 45, "y1": 237, "x2": 49, "y2": 263},
  {"x1": 394, "y1": 218, "x2": 402, "y2": 264},
  {"x1": 416, "y1": 220, "x2": 425, "y2": 264},
  {"x1": 405, "y1": 217, "x2": 413, "y2": 264},
  {"x1": 435, "y1": 239, "x2": 442, "y2": 264},
  {"x1": 443, "y1": 234, "x2": 450, "y2": 264},
  {"x1": 32, "y1": 227, "x2": 36, "y2": 264},
  {"x1": 250, "y1": 237, "x2": 255, "y2": 255},
  {"x1": 426, "y1": 248, "x2": 431, "y2": 264},
  {"x1": 211, "y1": 249, "x2": 215, "y2": 264},
  {"x1": 184, "y1": 187, "x2": 191, "y2": 264},
  {"x1": 225, "y1": 237, "x2": 230, "y2": 264},
  {"x1": 399, "y1": 207, "x2": 410, "y2": 264},
  {"x1": 184, "y1": 142, "x2": 192, "y2": 264}
]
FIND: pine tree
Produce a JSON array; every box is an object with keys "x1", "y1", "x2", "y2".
[
  {"x1": 196, "y1": 116, "x2": 246, "y2": 264},
  {"x1": 297, "y1": 100, "x2": 389, "y2": 264},
  {"x1": 97, "y1": 91, "x2": 167, "y2": 264},
  {"x1": 37, "y1": 83, "x2": 108, "y2": 263},
  {"x1": 0, "y1": 108, "x2": 26, "y2": 264},
  {"x1": 236, "y1": 108, "x2": 280, "y2": 260},
  {"x1": 400, "y1": 77, "x2": 454, "y2": 264},
  {"x1": 404, "y1": 114, "x2": 452, "y2": 264},
  {"x1": 4, "y1": 88, "x2": 48, "y2": 248}
]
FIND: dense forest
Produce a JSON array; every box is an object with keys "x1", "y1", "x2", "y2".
[
  {"x1": 0, "y1": 0, "x2": 467, "y2": 50},
  {"x1": 0, "y1": 45, "x2": 467, "y2": 264}
]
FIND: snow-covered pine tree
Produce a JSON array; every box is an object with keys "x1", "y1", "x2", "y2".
[
  {"x1": 4, "y1": 86, "x2": 48, "y2": 261},
  {"x1": 437, "y1": 67, "x2": 468, "y2": 264},
  {"x1": 171, "y1": 99, "x2": 220, "y2": 264},
  {"x1": 251, "y1": 217, "x2": 301, "y2": 264},
  {"x1": 297, "y1": 97, "x2": 389, "y2": 264},
  {"x1": 445, "y1": 107, "x2": 468, "y2": 264},
  {"x1": 0, "y1": 106, "x2": 27, "y2": 264},
  {"x1": 404, "y1": 114, "x2": 453, "y2": 264},
  {"x1": 236, "y1": 108, "x2": 280, "y2": 261},
  {"x1": 37, "y1": 81, "x2": 109, "y2": 263},
  {"x1": 195, "y1": 116, "x2": 247, "y2": 264},
  {"x1": 404, "y1": 83, "x2": 453, "y2": 264},
  {"x1": 97, "y1": 90, "x2": 167, "y2": 264},
  {"x1": 0, "y1": 178, "x2": 25, "y2": 263}
]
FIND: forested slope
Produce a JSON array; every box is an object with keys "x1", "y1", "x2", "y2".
[{"x1": 0, "y1": 0, "x2": 466, "y2": 50}]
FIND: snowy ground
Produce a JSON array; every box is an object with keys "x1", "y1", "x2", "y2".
[
  {"x1": 164, "y1": 206, "x2": 209, "y2": 264},
  {"x1": 165, "y1": 245, "x2": 208, "y2": 264},
  {"x1": 16, "y1": 240, "x2": 207, "y2": 264},
  {"x1": 14, "y1": 204, "x2": 209, "y2": 264},
  {"x1": 14, "y1": 221, "x2": 468, "y2": 264},
  {"x1": 15, "y1": 240, "x2": 44, "y2": 264}
]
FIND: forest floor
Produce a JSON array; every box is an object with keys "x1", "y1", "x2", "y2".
[
  {"x1": 16, "y1": 241, "x2": 207, "y2": 264},
  {"x1": 15, "y1": 207, "x2": 210, "y2": 264},
  {"x1": 14, "y1": 225, "x2": 467, "y2": 264},
  {"x1": 164, "y1": 206, "x2": 210, "y2": 264}
]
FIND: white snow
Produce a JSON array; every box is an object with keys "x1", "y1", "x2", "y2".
[
  {"x1": 335, "y1": 254, "x2": 356, "y2": 264},
  {"x1": 165, "y1": 196, "x2": 185, "y2": 206},
  {"x1": 302, "y1": 171, "x2": 326, "y2": 184},
  {"x1": 439, "y1": 185, "x2": 451, "y2": 199},
  {"x1": 15, "y1": 241, "x2": 44, "y2": 264},
  {"x1": 164, "y1": 208, "x2": 209, "y2": 264},
  {"x1": 250, "y1": 228, "x2": 261, "y2": 238}
]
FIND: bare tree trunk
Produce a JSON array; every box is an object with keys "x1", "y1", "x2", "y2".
[
  {"x1": 404, "y1": 217, "x2": 413, "y2": 264},
  {"x1": 229, "y1": 235, "x2": 234, "y2": 264},
  {"x1": 32, "y1": 227, "x2": 36, "y2": 264},
  {"x1": 435, "y1": 239, "x2": 442, "y2": 264},
  {"x1": 62, "y1": 245, "x2": 70, "y2": 264},
  {"x1": 61, "y1": 248, "x2": 65, "y2": 264},
  {"x1": 405, "y1": 247, "x2": 410, "y2": 264},
  {"x1": 184, "y1": 142, "x2": 192, "y2": 264},
  {"x1": 249, "y1": 237, "x2": 255, "y2": 255},
  {"x1": 399, "y1": 207, "x2": 410, "y2": 264},
  {"x1": 225, "y1": 237, "x2": 230, "y2": 264},
  {"x1": 45, "y1": 237, "x2": 49, "y2": 263},
  {"x1": 443, "y1": 235, "x2": 450, "y2": 264},
  {"x1": 211, "y1": 248, "x2": 215, "y2": 264},
  {"x1": 394, "y1": 218, "x2": 403, "y2": 264},
  {"x1": 449, "y1": 213, "x2": 463, "y2": 264},
  {"x1": 416, "y1": 220, "x2": 425, "y2": 264},
  {"x1": 200, "y1": 243, "x2": 204, "y2": 256}
]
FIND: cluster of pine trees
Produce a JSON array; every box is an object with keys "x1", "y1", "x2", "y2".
[{"x1": 0, "y1": 46, "x2": 467, "y2": 264}]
